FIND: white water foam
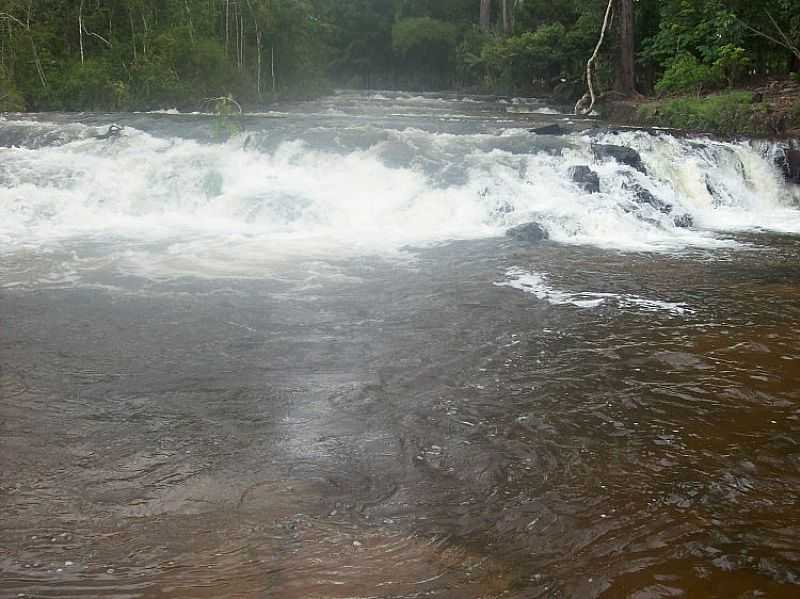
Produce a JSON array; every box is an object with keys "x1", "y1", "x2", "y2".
[
  {"x1": 1, "y1": 122, "x2": 799, "y2": 259},
  {"x1": 496, "y1": 268, "x2": 693, "y2": 315}
]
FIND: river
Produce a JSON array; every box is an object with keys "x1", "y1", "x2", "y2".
[{"x1": 1, "y1": 91, "x2": 800, "y2": 598}]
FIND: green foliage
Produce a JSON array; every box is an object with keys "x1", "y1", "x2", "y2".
[
  {"x1": 392, "y1": 17, "x2": 458, "y2": 89},
  {"x1": 713, "y1": 45, "x2": 751, "y2": 89},
  {"x1": 0, "y1": 0, "x2": 798, "y2": 110},
  {"x1": 0, "y1": 66, "x2": 25, "y2": 111},
  {"x1": 791, "y1": 101, "x2": 800, "y2": 129},
  {"x1": 637, "y1": 91, "x2": 757, "y2": 134},
  {"x1": 53, "y1": 59, "x2": 127, "y2": 111},
  {"x1": 655, "y1": 54, "x2": 722, "y2": 96}
]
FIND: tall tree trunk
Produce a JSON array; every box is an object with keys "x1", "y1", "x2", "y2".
[
  {"x1": 480, "y1": 0, "x2": 492, "y2": 32},
  {"x1": 615, "y1": 0, "x2": 636, "y2": 96},
  {"x1": 129, "y1": 8, "x2": 137, "y2": 61},
  {"x1": 502, "y1": 0, "x2": 512, "y2": 35}
]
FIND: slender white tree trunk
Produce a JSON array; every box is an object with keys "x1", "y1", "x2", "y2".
[
  {"x1": 78, "y1": 0, "x2": 84, "y2": 65},
  {"x1": 271, "y1": 44, "x2": 276, "y2": 94},
  {"x1": 256, "y1": 31, "x2": 262, "y2": 97}
]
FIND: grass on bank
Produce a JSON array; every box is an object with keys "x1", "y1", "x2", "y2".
[{"x1": 636, "y1": 91, "x2": 763, "y2": 136}]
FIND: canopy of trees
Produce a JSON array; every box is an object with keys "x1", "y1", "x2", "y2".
[{"x1": 1, "y1": 0, "x2": 799, "y2": 111}]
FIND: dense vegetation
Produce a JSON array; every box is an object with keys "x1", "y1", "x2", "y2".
[{"x1": 0, "y1": 0, "x2": 799, "y2": 112}]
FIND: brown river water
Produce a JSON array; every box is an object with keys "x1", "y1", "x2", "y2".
[{"x1": 1, "y1": 92, "x2": 800, "y2": 598}]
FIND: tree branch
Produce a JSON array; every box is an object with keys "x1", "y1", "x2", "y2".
[{"x1": 738, "y1": 12, "x2": 800, "y2": 60}]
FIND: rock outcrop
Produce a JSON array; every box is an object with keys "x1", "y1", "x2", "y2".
[
  {"x1": 592, "y1": 144, "x2": 647, "y2": 174},
  {"x1": 569, "y1": 165, "x2": 601, "y2": 194},
  {"x1": 784, "y1": 149, "x2": 800, "y2": 184},
  {"x1": 506, "y1": 222, "x2": 549, "y2": 243}
]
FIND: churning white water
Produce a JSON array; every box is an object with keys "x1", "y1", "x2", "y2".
[{"x1": 1, "y1": 93, "x2": 799, "y2": 269}]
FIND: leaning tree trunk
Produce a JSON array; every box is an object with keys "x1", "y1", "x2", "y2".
[
  {"x1": 480, "y1": 0, "x2": 492, "y2": 32},
  {"x1": 615, "y1": 0, "x2": 636, "y2": 96}
]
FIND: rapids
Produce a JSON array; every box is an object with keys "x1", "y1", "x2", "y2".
[{"x1": 1, "y1": 91, "x2": 799, "y2": 598}]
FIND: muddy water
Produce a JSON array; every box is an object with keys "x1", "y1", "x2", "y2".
[
  {"x1": 2, "y1": 92, "x2": 800, "y2": 597},
  {"x1": 1, "y1": 237, "x2": 799, "y2": 598}
]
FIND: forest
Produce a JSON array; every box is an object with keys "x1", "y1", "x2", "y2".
[{"x1": 0, "y1": 0, "x2": 799, "y2": 112}]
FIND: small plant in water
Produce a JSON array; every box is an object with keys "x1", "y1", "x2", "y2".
[{"x1": 203, "y1": 94, "x2": 244, "y2": 141}]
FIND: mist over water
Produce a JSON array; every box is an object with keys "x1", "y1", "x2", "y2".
[{"x1": 2, "y1": 92, "x2": 800, "y2": 598}]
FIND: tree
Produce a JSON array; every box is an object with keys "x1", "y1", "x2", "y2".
[
  {"x1": 480, "y1": 0, "x2": 492, "y2": 32},
  {"x1": 616, "y1": 0, "x2": 636, "y2": 95}
]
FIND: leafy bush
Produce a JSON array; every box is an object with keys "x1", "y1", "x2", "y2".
[
  {"x1": 655, "y1": 54, "x2": 722, "y2": 96},
  {"x1": 54, "y1": 59, "x2": 128, "y2": 111},
  {"x1": 392, "y1": 17, "x2": 458, "y2": 88},
  {"x1": 393, "y1": 17, "x2": 457, "y2": 56},
  {"x1": 478, "y1": 23, "x2": 574, "y2": 93},
  {"x1": 0, "y1": 67, "x2": 25, "y2": 111},
  {"x1": 714, "y1": 45, "x2": 751, "y2": 88}
]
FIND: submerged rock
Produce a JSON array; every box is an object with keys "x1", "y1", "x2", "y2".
[
  {"x1": 593, "y1": 144, "x2": 647, "y2": 174},
  {"x1": 529, "y1": 124, "x2": 566, "y2": 136},
  {"x1": 568, "y1": 165, "x2": 600, "y2": 194},
  {"x1": 506, "y1": 222, "x2": 549, "y2": 243}
]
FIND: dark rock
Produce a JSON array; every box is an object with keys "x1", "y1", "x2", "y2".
[
  {"x1": 552, "y1": 81, "x2": 583, "y2": 105},
  {"x1": 784, "y1": 149, "x2": 800, "y2": 184},
  {"x1": 542, "y1": 146, "x2": 564, "y2": 157},
  {"x1": 673, "y1": 214, "x2": 694, "y2": 228},
  {"x1": 624, "y1": 182, "x2": 672, "y2": 214},
  {"x1": 493, "y1": 201, "x2": 514, "y2": 215},
  {"x1": 506, "y1": 222, "x2": 549, "y2": 243},
  {"x1": 529, "y1": 124, "x2": 566, "y2": 136},
  {"x1": 751, "y1": 92, "x2": 764, "y2": 104},
  {"x1": 568, "y1": 165, "x2": 600, "y2": 194},
  {"x1": 592, "y1": 144, "x2": 647, "y2": 174}
]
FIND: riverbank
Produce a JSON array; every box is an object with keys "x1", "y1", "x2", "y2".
[{"x1": 604, "y1": 81, "x2": 800, "y2": 139}]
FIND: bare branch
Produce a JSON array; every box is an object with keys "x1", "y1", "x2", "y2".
[
  {"x1": 577, "y1": 0, "x2": 614, "y2": 116},
  {"x1": 738, "y1": 12, "x2": 800, "y2": 61},
  {"x1": 0, "y1": 12, "x2": 26, "y2": 29},
  {"x1": 766, "y1": 11, "x2": 800, "y2": 56},
  {"x1": 82, "y1": 24, "x2": 112, "y2": 48}
]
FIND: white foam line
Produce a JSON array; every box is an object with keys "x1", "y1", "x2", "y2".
[{"x1": 495, "y1": 268, "x2": 693, "y2": 316}]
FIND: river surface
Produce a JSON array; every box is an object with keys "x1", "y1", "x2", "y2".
[{"x1": 1, "y1": 92, "x2": 800, "y2": 598}]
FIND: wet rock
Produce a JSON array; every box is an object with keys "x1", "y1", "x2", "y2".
[
  {"x1": 624, "y1": 183, "x2": 671, "y2": 213},
  {"x1": 529, "y1": 124, "x2": 566, "y2": 136},
  {"x1": 506, "y1": 222, "x2": 549, "y2": 243},
  {"x1": 95, "y1": 124, "x2": 123, "y2": 141},
  {"x1": 592, "y1": 144, "x2": 647, "y2": 174},
  {"x1": 783, "y1": 148, "x2": 800, "y2": 184},
  {"x1": 673, "y1": 214, "x2": 694, "y2": 228},
  {"x1": 568, "y1": 165, "x2": 600, "y2": 194}
]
